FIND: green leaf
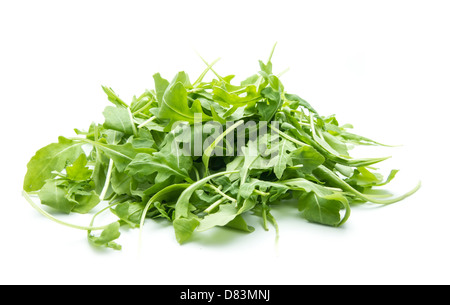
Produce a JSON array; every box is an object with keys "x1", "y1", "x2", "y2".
[
  {"x1": 321, "y1": 131, "x2": 349, "y2": 156},
  {"x1": 284, "y1": 93, "x2": 318, "y2": 115},
  {"x1": 259, "y1": 60, "x2": 272, "y2": 75},
  {"x1": 129, "y1": 128, "x2": 156, "y2": 150},
  {"x1": 23, "y1": 137, "x2": 84, "y2": 192},
  {"x1": 239, "y1": 179, "x2": 289, "y2": 201},
  {"x1": 238, "y1": 197, "x2": 258, "y2": 215},
  {"x1": 66, "y1": 154, "x2": 92, "y2": 181},
  {"x1": 174, "y1": 170, "x2": 239, "y2": 220},
  {"x1": 101, "y1": 129, "x2": 124, "y2": 145},
  {"x1": 225, "y1": 215, "x2": 254, "y2": 232},
  {"x1": 257, "y1": 87, "x2": 282, "y2": 122},
  {"x1": 338, "y1": 130, "x2": 392, "y2": 147},
  {"x1": 280, "y1": 178, "x2": 337, "y2": 197},
  {"x1": 281, "y1": 177, "x2": 351, "y2": 225},
  {"x1": 112, "y1": 201, "x2": 146, "y2": 228},
  {"x1": 197, "y1": 204, "x2": 239, "y2": 232},
  {"x1": 346, "y1": 167, "x2": 399, "y2": 189},
  {"x1": 298, "y1": 192, "x2": 345, "y2": 226},
  {"x1": 157, "y1": 73, "x2": 212, "y2": 130},
  {"x1": 212, "y1": 83, "x2": 259, "y2": 107},
  {"x1": 153, "y1": 73, "x2": 170, "y2": 106},
  {"x1": 92, "y1": 149, "x2": 110, "y2": 195},
  {"x1": 88, "y1": 221, "x2": 122, "y2": 250},
  {"x1": 290, "y1": 146, "x2": 325, "y2": 174},
  {"x1": 126, "y1": 152, "x2": 193, "y2": 184},
  {"x1": 273, "y1": 139, "x2": 296, "y2": 179},
  {"x1": 111, "y1": 168, "x2": 132, "y2": 195},
  {"x1": 87, "y1": 141, "x2": 154, "y2": 172},
  {"x1": 71, "y1": 191, "x2": 100, "y2": 214},
  {"x1": 103, "y1": 106, "x2": 136, "y2": 135},
  {"x1": 101, "y1": 86, "x2": 128, "y2": 108},
  {"x1": 38, "y1": 180, "x2": 77, "y2": 214},
  {"x1": 173, "y1": 217, "x2": 199, "y2": 244},
  {"x1": 283, "y1": 111, "x2": 391, "y2": 167},
  {"x1": 154, "y1": 201, "x2": 172, "y2": 221},
  {"x1": 130, "y1": 90, "x2": 155, "y2": 114},
  {"x1": 239, "y1": 139, "x2": 260, "y2": 186}
]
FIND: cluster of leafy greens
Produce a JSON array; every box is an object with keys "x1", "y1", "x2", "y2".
[{"x1": 22, "y1": 45, "x2": 420, "y2": 250}]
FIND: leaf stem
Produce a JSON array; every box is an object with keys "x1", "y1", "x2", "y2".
[
  {"x1": 87, "y1": 201, "x2": 121, "y2": 235},
  {"x1": 253, "y1": 189, "x2": 270, "y2": 197},
  {"x1": 137, "y1": 116, "x2": 156, "y2": 129},
  {"x1": 262, "y1": 202, "x2": 269, "y2": 230},
  {"x1": 193, "y1": 57, "x2": 221, "y2": 86},
  {"x1": 287, "y1": 164, "x2": 304, "y2": 170},
  {"x1": 205, "y1": 184, "x2": 236, "y2": 203},
  {"x1": 315, "y1": 165, "x2": 421, "y2": 205},
  {"x1": 196, "y1": 53, "x2": 224, "y2": 82},
  {"x1": 132, "y1": 95, "x2": 155, "y2": 116},
  {"x1": 22, "y1": 191, "x2": 110, "y2": 231},
  {"x1": 127, "y1": 108, "x2": 138, "y2": 137},
  {"x1": 267, "y1": 42, "x2": 278, "y2": 63},
  {"x1": 99, "y1": 159, "x2": 114, "y2": 201},
  {"x1": 175, "y1": 170, "x2": 240, "y2": 219},
  {"x1": 204, "y1": 197, "x2": 227, "y2": 214},
  {"x1": 203, "y1": 120, "x2": 244, "y2": 174},
  {"x1": 266, "y1": 211, "x2": 280, "y2": 242},
  {"x1": 277, "y1": 67, "x2": 290, "y2": 78},
  {"x1": 138, "y1": 184, "x2": 190, "y2": 250},
  {"x1": 269, "y1": 124, "x2": 311, "y2": 148},
  {"x1": 192, "y1": 166, "x2": 200, "y2": 181}
]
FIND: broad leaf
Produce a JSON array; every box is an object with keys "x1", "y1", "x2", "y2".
[
  {"x1": 126, "y1": 152, "x2": 192, "y2": 184},
  {"x1": 290, "y1": 146, "x2": 325, "y2": 173},
  {"x1": 103, "y1": 106, "x2": 136, "y2": 135},
  {"x1": 38, "y1": 180, "x2": 77, "y2": 214},
  {"x1": 157, "y1": 72, "x2": 212, "y2": 130},
  {"x1": 298, "y1": 192, "x2": 345, "y2": 226},
  {"x1": 66, "y1": 154, "x2": 92, "y2": 181},
  {"x1": 88, "y1": 221, "x2": 122, "y2": 250},
  {"x1": 197, "y1": 204, "x2": 239, "y2": 232},
  {"x1": 173, "y1": 217, "x2": 199, "y2": 244},
  {"x1": 23, "y1": 137, "x2": 83, "y2": 192}
]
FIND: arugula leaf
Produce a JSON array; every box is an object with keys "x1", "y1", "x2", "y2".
[
  {"x1": 273, "y1": 139, "x2": 296, "y2": 179},
  {"x1": 126, "y1": 152, "x2": 193, "y2": 184},
  {"x1": 153, "y1": 73, "x2": 170, "y2": 106},
  {"x1": 38, "y1": 180, "x2": 78, "y2": 214},
  {"x1": 298, "y1": 192, "x2": 345, "y2": 226},
  {"x1": 284, "y1": 93, "x2": 318, "y2": 115},
  {"x1": 112, "y1": 201, "x2": 146, "y2": 228},
  {"x1": 38, "y1": 178, "x2": 101, "y2": 215},
  {"x1": 212, "y1": 83, "x2": 259, "y2": 107},
  {"x1": 103, "y1": 106, "x2": 136, "y2": 136},
  {"x1": 225, "y1": 215, "x2": 255, "y2": 232},
  {"x1": 156, "y1": 73, "x2": 213, "y2": 130},
  {"x1": 88, "y1": 221, "x2": 122, "y2": 250},
  {"x1": 197, "y1": 204, "x2": 239, "y2": 232},
  {"x1": 290, "y1": 146, "x2": 325, "y2": 174},
  {"x1": 239, "y1": 179, "x2": 289, "y2": 202},
  {"x1": 257, "y1": 87, "x2": 282, "y2": 122},
  {"x1": 173, "y1": 217, "x2": 200, "y2": 244},
  {"x1": 66, "y1": 154, "x2": 92, "y2": 181},
  {"x1": 85, "y1": 140, "x2": 154, "y2": 172},
  {"x1": 71, "y1": 190, "x2": 100, "y2": 214},
  {"x1": 23, "y1": 137, "x2": 84, "y2": 192},
  {"x1": 101, "y1": 86, "x2": 128, "y2": 108}
]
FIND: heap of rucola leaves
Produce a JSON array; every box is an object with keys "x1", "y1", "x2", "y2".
[{"x1": 23, "y1": 45, "x2": 420, "y2": 250}]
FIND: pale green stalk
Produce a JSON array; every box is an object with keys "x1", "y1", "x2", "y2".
[{"x1": 22, "y1": 191, "x2": 110, "y2": 231}]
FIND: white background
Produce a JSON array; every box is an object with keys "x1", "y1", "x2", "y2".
[{"x1": 1, "y1": 0, "x2": 449, "y2": 285}]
